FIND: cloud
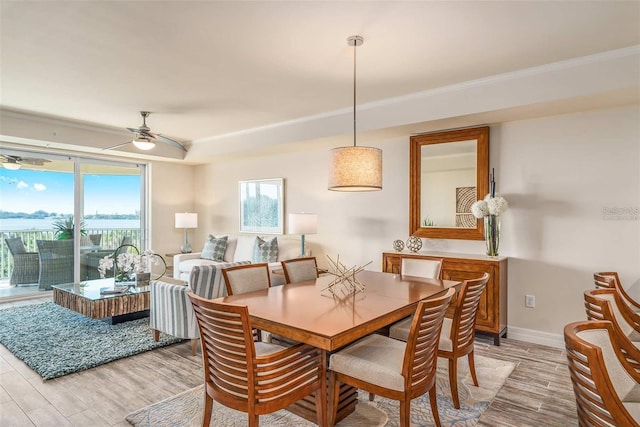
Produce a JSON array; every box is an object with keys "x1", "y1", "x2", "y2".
[
  {"x1": 17, "y1": 181, "x2": 28, "y2": 189},
  {"x1": 33, "y1": 183, "x2": 46, "y2": 191}
]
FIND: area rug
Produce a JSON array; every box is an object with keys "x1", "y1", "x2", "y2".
[
  {"x1": 126, "y1": 354, "x2": 515, "y2": 427},
  {"x1": 0, "y1": 302, "x2": 181, "y2": 380}
]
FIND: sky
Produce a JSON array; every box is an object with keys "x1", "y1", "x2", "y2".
[{"x1": 0, "y1": 168, "x2": 140, "y2": 215}]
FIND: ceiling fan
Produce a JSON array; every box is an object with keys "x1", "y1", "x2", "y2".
[
  {"x1": 107, "y1": 111, "x2": 187, "y2": 152},
  {"x1": 0, "y1": 154, "x2": 51, "y2": 170}
]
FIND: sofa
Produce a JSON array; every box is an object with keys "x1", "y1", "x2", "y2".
[{"x1": 173, "y1": 234, "x2": 303, "y2": 286}]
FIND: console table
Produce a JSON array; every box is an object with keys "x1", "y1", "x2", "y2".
[{"x1": 382, "y1": 251, "x2": 508, "y2": 345}]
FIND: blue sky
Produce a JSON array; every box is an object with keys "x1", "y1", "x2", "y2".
[{"x1": 0, "y1": 169, "x2": 140, "y2": 215}]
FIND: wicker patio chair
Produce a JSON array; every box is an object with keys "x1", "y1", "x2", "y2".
[
  {"x1": 36, "y1": 239, "x2": 74, "y2": 290},
  {"x1": 5, "y1": 237, "x2": 39, "y2": 286}
]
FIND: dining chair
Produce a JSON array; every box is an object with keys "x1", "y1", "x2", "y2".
[
  {"x1": 222, "y1": 263, "x2": 272, "y2": 342},
  {"x1": 594, "y1": 272, "x2": 640, "y2": 312},
  {"x1": 564, "y1": 320, "x2": 640, "y2": 426},
  {"x1": 328, "y1": 287, "x2": 455, "y2": 427},
  {"x1": 187, "y1": 293, "x2": 326, "y2": 427},
  {"x1": 584, "y1": 288, "x2": 640, "y2": 343},
  {"x1": 222, "y1": 263, "x2": 271, "y2": 296},
  {"x1": 388, "y1": 258, "x2": 443, "y2": 338},
  {"x1": 5, "y1": 237, "x2": 40, "y2": 286},
  {"x1": 281, "y1": 256, "x2": 319, "y2": 284},
  {"x1": 401, "y1": 257, "x2": 443, "y2": 279}
]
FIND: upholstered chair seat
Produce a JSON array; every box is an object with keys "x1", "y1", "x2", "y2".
[{"x1": 584, "y1": 288, "x2": 640, "y2": 345}]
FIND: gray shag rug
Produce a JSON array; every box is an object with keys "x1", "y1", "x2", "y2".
[
  {"x1": 0, "y1": 302, "x2": 182, "y2": 380},
  {"x1": 127, "y1": 354, "x2": 515, "y2": 427}
]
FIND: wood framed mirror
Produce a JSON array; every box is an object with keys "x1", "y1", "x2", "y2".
[{"x1": 409, "y1": 126, "x2": 489, "y2": 240}]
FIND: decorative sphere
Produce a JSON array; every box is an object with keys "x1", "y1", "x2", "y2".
[
  {"x1": 393, "y1": 240, "x2": 404, "y2": 252},
  {"x1": 406, "y1": 236, "x2": 423, "y2": 253}
]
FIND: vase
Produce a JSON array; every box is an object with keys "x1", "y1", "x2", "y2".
[{"x1": 484, "y1": 215, "x2": 500, "y2": 257}]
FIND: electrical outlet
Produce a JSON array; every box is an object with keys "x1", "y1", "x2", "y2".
[{"x1": 525, "y1": 294, "x2": 536, "y2": 308}]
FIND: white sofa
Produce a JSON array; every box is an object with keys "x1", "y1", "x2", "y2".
[{"x1": 173, "y1": 234, "x2": 303, "y2": 286}]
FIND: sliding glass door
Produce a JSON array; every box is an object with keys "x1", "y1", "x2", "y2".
[{"x1": 0, "y1": 149, "x2": 147, "y2": 290}]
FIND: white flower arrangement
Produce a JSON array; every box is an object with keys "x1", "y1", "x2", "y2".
[
  {"x1": 471, "y1": 194, "x2": 509, "y2": 219},
  {"x1": 98, "y1": 245, "x2": 164, "y2": 280}
]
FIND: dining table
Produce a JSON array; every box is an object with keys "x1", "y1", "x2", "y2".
[{"x1": 213, "y1": 269, "x2": 461, "y2": 425}]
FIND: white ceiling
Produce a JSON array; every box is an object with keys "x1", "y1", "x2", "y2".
[{"x1": 1, "y1": 1, "x2": 639, "y2": 162}]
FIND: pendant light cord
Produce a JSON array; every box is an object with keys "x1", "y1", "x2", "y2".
[{"x1": 352, "y1": 40, "x2": 357, "y2": 148}]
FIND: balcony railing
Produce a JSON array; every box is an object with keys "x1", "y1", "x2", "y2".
[{"x1": 1, "y1": 229, "x2": 141, "y2": 281}]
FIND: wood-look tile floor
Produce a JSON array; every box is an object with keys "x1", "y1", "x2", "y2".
[{"x1": 0, "y1": 297, "x2": 578, "y2": 426}]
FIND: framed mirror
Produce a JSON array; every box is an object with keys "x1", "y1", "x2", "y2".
[{"x1": 409, "y1": 126, "x2": 489, "y2": 240}]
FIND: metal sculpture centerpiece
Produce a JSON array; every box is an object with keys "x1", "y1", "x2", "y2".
[{"x1": 321, "y1": 255, "x2": 371, "y2": 295}]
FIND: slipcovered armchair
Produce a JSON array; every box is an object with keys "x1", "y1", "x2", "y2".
[
  {"x1": 36, "y1": 239, "x2": 74, "y2": 290},
  {"x1": 5, "y1": 237, "x2": 39, "y2": 286},
  {"x1": 150, "y1": 262, "x2": 250, "y2": 355}
]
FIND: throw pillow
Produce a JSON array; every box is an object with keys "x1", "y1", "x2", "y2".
[
  {"x1": 201, "y1": 235, "x2": 228, "y2": 261},
  {"x1": 253, "y1": 236, "x2": 278, "y2": 263}
]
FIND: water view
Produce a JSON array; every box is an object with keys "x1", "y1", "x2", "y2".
[{"x1": 1, "y1": 218, "x2": 140, "y2": 231}]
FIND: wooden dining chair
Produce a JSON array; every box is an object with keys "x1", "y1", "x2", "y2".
[
  {"x1": 222, "y1": 263, "x2": 271, "y2": 296},
  {"x1": 401, "y1": 257, "x2": 443, "y2": 279},
  {"x1": 328, "y1": 287, "x2": 455, "y2": 427},
  {"x1": 436, "y1": 272, "x2": 490, "y2": 409},
  {"x1": 222, "y1": 263, "x2": 272, "y2": 342},
  {"x1": 281, "y1": 256, "x2": 319, "y2": 284},
  {"x1": 389, "y1": 258, "x2": 444, "y2": 341},
  {"x1": 187, "y1": 293, "x2": 326, "y2": 427},
  {"x1": 584, "y1": 288, "x2": 640, "y2": 344},
  {"x1": 564, "y1": 320, "x2": 640, "y2": 426},
  {"x1": 594, "y1": 272, "x2": 640, "y2": 312}
]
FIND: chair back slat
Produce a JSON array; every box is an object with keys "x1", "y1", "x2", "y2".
[
  {"x1": 281, "y1": 257, "x2": 318, "y2": 284},
  {"x1": 450, "y1": 273, "x2": 490, "y2": 350},
  {"x1": 222, "y1": 263, "x2": 271, "y2": 296},
  {"x1": 403, "y1": 287, "x2": 455, "y2": 392}
]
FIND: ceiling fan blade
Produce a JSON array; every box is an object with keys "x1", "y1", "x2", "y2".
[
  {"x1": 153, "y1": 134, "x2": 188, "y2": 152},
  {"x1": 104, "y1": 142, "x2": 132, "y2": 150}
]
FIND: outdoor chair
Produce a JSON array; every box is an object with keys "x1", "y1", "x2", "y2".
[
  {"x1": 188, "y1": 293, "x2": 326, "y2": 427},
  {"x1": 36, "y1": 239, "x2": 74, "y2": 290},
  {"x1": 150, "y1": 263, "x2": 249, "y2": 355},
  {"x1": 281, "y1": 256, "x2": 319, "y2": 283},
  {"x1": 5, "y1": 237, "x2": 39, "y2": 286},
  {"x1": 328, "y1": 288, "x2": 455, "y2": 427},
  {"x1": 564, "y1": 320, "x2": 640, "y2": 426}
]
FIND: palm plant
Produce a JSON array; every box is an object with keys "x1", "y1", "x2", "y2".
[{"x1": 52, "y1": 216, "x2": 86, "y2": 240}]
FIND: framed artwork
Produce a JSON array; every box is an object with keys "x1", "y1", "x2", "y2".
[
  {"x1": 239, "y1": 178, "x2": 284, "y2": 234},
  {"x1": 455, "y1": 186, "x2": 477, "y2": 228}
]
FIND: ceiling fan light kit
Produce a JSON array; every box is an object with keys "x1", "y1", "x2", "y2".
[
  {"x1": 131, "y1": 137, "x2": 156, "y2": 151},
  {"x1": 328, "y1": 35, "x2": 382, "y2": 192},
  {"x1": 2, "y1": 159, "x2": 21, "y2": 170}
]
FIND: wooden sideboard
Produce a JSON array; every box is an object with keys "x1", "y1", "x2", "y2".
[{"x1": 382, "y1": 251, "x2": 508, "y2": 345}]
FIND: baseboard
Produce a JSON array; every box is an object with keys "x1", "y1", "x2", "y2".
[{"x1": 507, "y1": 326, "x2": 564, "y2": 349}]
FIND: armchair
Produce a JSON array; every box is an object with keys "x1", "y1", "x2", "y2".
[
  {"x1": 5, "y1": 237, "x2": 39, "y2": 286},
  {"x1": 150, "y1": 262, "x2": 250, "y2": 355},
  {"x1": 36, "y1": 239, "x2": 74, "y2": 290}
]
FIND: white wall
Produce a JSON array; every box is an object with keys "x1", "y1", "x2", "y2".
[{"x1": 190, "y1": 104, "x2": 639, "y2": 345}]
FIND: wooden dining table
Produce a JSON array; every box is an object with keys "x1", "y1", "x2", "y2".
[{"x1": 214, "y1": 269, "x2": 461, "y2": 425}]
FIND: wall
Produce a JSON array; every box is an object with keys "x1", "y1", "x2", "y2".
[
  {"x1": 191, "y1": 104, "x2": 639, "y2": 346},
  {"x1": 149, "y1": 161, "x2": 195, "y2": 268}
]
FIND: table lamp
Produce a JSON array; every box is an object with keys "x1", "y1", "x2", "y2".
[
  {"x1": 175, "y1": 212, "x2": 198, "y2": 253},
  {"x1": 288, "y1": 213, "x2": 318, "y2": 257}
]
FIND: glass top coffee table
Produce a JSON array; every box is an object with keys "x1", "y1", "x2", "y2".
[{"x1": 52, "y1": 278, "x2": 151, "y2": 324}]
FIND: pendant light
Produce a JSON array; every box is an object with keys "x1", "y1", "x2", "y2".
[{"x1": 328, "y1": 35, "x2": 382, "y2": 192}]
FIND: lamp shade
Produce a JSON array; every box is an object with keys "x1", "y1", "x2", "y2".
[
  {"x1": 288, "y1": 213, "x2": 318, "y2": 235},
  {"x1": 328, "y1": 146, "x2": 382, "y2": 191},
  {"x1": 175, "y1": 212, "x2": 198, "y2": 229}
]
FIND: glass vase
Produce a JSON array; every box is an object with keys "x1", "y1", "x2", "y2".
[{"x1": 484, "y1": 215, "x2": 500, "y2": 257}]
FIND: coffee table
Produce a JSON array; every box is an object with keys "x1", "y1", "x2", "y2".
[{"x1": 52, "y1": 278, "x2": 150, "y2": 324}]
